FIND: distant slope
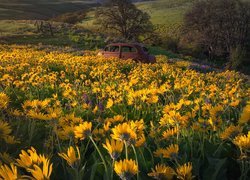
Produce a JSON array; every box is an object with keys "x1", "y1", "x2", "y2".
[
  {"x1": 0, "y1": 0, "x2": 194, "y2": 21},
  {"x1": 136, "y1": 0, "x2": 196, "y2": 25},
  {"x1": 0, "y1": 0, "x2": 96, "y2": 20},
  {"x1": 80, "y1": 0, "x2": 197, "y2": 30}
]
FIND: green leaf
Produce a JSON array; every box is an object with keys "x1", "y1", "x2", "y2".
[{"x1": 203, "y1": 157, "x2": 227, "y2": 180}]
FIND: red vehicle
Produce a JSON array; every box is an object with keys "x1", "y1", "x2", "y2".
[{"x1": 98, "y1": 43, "x2": 156, "y2": 63}]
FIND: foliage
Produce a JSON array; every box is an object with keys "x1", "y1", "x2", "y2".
[
  {"x1": 95, "y1": 0, "x2": 153, "y2": 40},
  {"x1": 183, "y1": 0, "x2": 250, "y2": 62},
  {"x1": 0, "y1": 45, "x2": 250, "y2": 179},
  {"x1": 51, "y1": 11, "x2": 87, "y2": 24}
]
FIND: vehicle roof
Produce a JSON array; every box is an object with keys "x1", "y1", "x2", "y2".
[{"x1": 106, "y1": 43, "x2": 145, "y2": 47}]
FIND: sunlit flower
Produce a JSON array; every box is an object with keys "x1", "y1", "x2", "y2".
[
  {"x1": 103, "y1": 139, "x2": 123, "y2": 160},
  {"x1": 111, "y1": 123, "x2": 137, "y2": 144},
  {"x1": 106, "y1": 98, "x2": 114, "y2": 108},
  {"x1": 58, "y1": 146, "x2": 80, "y2": 167},
  {"x1": 27, "y1": 158, "x2": 53, "y2": 180},
  {"x1": 162, "y1": 144, "x2": 179, "y2": 159},
  {"x1": 135, "y1": 134, "x2": 146, "y2": 147},
  {"x1": 233, "y1": 131, "x2": 250, "y2": 152},
  {"x1": 0, "y1": 120, "x2": 12, "y2": 142},
  {"x1": 154, "y1": 144, "x2": 179, "y2": 160},
  {"x1": 0, "y1": 163, "x2": 18, "y2": 180},
  {"x1": 4, "y1": 135, "x2": 19, "y2": 144},
  {"x1": 74, "y1": 121, "x2": 92, "y2": 140},
  {"x1": 148, "y1": 164, "x2": 175, "y2": 180},
  {"x1": 220, "y1": 125, "x2": 242, "y2": 140},
  {"x1": 93, "y1": 128, "x2": 105, "y2": 141},
  {"x1": 162, "y1": 127, "x2": 178, "y2": 140},
  {"x1": 16, "y1": 147, "x2": 42, "y2": 168},
  {"x1": 0, "y1": 92, "x2": 9, "y2": 109},
  {"x1": 103, "y1": 121, "x2": 111, "y2": 132},
  {"x1": 114, "y1": 159, "x2": 138, "y2": 180},
  {"x1": 0, "y1": 152, "x2": 14, "y2": 164},
  {"x1": 176, "y1": 162, "x2": 193, "y2": 180},
  {"x1": 239, "y1": 102, "x2": 250, "y2": 124}
]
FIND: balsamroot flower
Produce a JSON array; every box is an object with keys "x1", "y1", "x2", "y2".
[
  {"x1": 220, "y1": 125, "x2": 242, "y2": 140},
  {"x1": 176, "y1": 162, "x2": 193, "y2": 180},
  {"x1": 74, "y1": 121, "x2": 92, "y2": 140},
  {"x1": 154, "y1": 144, "x2": 179, "y2": 160},
  {"x1": 16, "y1": 147, "x2": 42, "y2": 168},
  {"x1": 0, "y1": 163, "x2": 18, "y2": 180},
  {"x1": 0, "y1": 92, "x2": 9, "y2": 109},
  {"x1": 111, "y1": 123, "x2": 137, "y2": 144},
  {"x1": 16, "y1": 147, "x2": 53, "y2": 180},
  {"x1": 239, "y1": 102, "x2": 250, "y2": 124},
  {"x1": 58, "y1": 146, "x2": 80, "y2": 167},
  {"x1": 27, "y1": 158, "x2": 53, "y2": 180},
  {"x1": 102, "y1": 139, "x2": 123, "y2": 160},
  {"x1": 148, "y1": 164, "x2": 175, "y2": 180},
  {"x1": 162, "y1": 127, "x2": 178, "y2": 140},
  {"x1": 233, "y1": 131, "x2": 250, "y2": 153},
  {"x1": 0, "y1": 120, "x2": 12, "y2": 142},
  {"x1": 114, "y1": 159, "x2": 138, "y2": 180}
]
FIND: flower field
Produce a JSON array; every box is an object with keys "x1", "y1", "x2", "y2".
[{"x1": 0, "y1": 45, "x2": 249, "y2": 180}]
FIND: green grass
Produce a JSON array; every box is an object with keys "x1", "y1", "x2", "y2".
[
  {"x1": 136, "y1": 0, "x2": 195, "y2": 25},
  {"x1": 148, "y1": 46, "x2": 179, "y2": 58},
  {"x1": 0, "y1": 0, "x2": 96, "y2": 20},
  {"x1": 0, "y1": 20, "x2": 35, "y2": 36},
  {"x1": 80, "y1": 0, "x2": 197, "y2": 30}
]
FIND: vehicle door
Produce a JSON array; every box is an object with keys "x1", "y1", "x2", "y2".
[
  {"x1": 121, "y1": 45, "x2": 138, "y2": 60},
  {"x1": 103, "y1": 45, "x2": 121, "y2": 58}
]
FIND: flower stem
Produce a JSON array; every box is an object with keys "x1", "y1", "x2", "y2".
[
  {"x1": 132, "y1": 145, "x2": 139, "y2": 180},
  {"x1": 89, "y1": 136, "x2": 108, "y2": 175},
  {"x1": 124, "y1": 141, "x2": 128, "y2": 159},
  {"x1": 111, "y1": 159, "x2": 114, "y2": 180}
]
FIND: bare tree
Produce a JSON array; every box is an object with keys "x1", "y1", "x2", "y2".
[{"x1": 95, "y1": 0, "x2": 153, "y2": 40}]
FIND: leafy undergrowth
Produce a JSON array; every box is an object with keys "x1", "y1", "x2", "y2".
[{"x1": 0, "y1": 45, "x2": 249, "y2": 179}]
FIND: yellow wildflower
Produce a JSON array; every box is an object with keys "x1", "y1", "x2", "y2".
[
  {"x1": 114, "y1": 159, "x2": 138, "y2": 180},
  {"x1": 135, "y1": 134, "x2": 146, "y2": 147},
  {"x1": 0, "y1": 92, "x2": 9, "y2": 109},
  {"x1": 74, "y1": 121, "x2": 92, "y2": 140},
  {"x1": 233, "y1": 131, "x2": 250, "y2": 152},
  {"x1": 93, "y1": 128, "x2": 105, "y2": 141},
  {"x1": 239, "y1": 103, "x2": 250, "y2": 124},
  {"x1": 220, "y1": 125, "x2": 242, "y2": 140},
  {"x1": 154, "y1": 144, "x2": 179, "y2": 160},
  {"x1": 106, "y1": 98, "x2": 114, "y2": 108},
  {"x1": 111, "y1": 122, "x2": 137, "y2": 144},
  {"x1": 102, "y1": 139, "x2": 123, "y2": 160},
  {"x1": 27, "y1": 158, "x2": 53, "y2": 180},
  {"x1": 162, "y1": 127, "x2": 178, "y2": 140},
  {"x1": 176, "y1": 162, "x2": 193, "y2": 180},
  {"x1": 58, "y1": 146, "x2": 80, "y2": 167},
  {"x1": 0, "y1": 163, "x2": 18, "y2": 180},
  {"x1": 148, "y1": 164, "x2": 175, "y2": 180},
  {"x1": 16, "y1": 147, "x2": 41, "y2": 168},
  {"x1": 0, "y1": 120, "x2": 12, "y2": 142}
]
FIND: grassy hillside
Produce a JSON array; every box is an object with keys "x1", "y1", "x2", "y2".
[
  {"x1": 79, "y1": 0, "x2": 196, "y2": 31},
  {"x1": 0, "y1": 0, "x2": 193, "y2": 36},
  {"x1": 0, "y1": 0, "x2": 196, "y2": 24},
  {"x1": 0, "y1": 0, "x2": 96, "y2": 20},
  {"x1": 136, "y1": 0, "x2": 196, "y2": 25}
]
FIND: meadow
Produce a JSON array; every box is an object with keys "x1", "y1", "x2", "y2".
[{"x1": 0, "y1": 45, "x2": 249, "y2": 179}]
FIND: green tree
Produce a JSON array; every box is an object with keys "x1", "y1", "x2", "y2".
[
  {"x1": 95, "y1": 0, "x2": 153, "y2": 40},
  {"x1": 183, "y1": 0, "x2": 250, "y2": 65}
]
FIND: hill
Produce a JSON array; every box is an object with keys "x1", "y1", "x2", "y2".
[
  {"x1": 0, "y1": 0, "x2": 96, "y2": 20},
  {"x1": 0, "y1": 0, "x2": 195, "y2": 24}
]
